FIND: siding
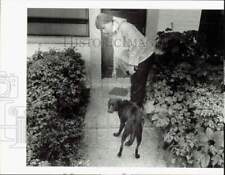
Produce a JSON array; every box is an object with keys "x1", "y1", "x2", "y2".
[{"x1": 157, "y1": 10, "x2": 201, "y2": 32}]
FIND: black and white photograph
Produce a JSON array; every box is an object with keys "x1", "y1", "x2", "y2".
[
  {"x1": 26, "y1": 8, "x2": 224, "y2": 168},
  {"x1": 0, "y1": 0, "x2": 224, "y2": 174}
]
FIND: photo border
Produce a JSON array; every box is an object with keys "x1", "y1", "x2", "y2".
[{"x1": 0, "y1": 0, "x2": 224, "y2": 174}]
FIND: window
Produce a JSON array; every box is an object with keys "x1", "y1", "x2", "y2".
[{"x1": 27, "y1": 9, "x2": 89, "y2": 37}]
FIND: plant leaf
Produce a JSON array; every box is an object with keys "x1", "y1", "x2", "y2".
[
  {"x1": 198, "y1": 131, "x2": 209, "y2": 144},
  {"x1": 211, "y1": 154, "x2": 220, "y2": 167},
  {"x1": 200, "y1": 153, "x2": 210, "y2": 168},
  {"x1": 214, "y1": 131, "x2": 224, "y2": 147},
  {"x1": 206, "y1": 127, "x2": 214, "y2": 140}
]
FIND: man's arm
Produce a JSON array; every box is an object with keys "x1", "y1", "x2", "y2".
[{"x1": 120, "y1": 22, "x2": 150, "y2": 66}]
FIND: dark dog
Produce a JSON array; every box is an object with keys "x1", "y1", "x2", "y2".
[{"x1": 107, "y1": 98, "x2": 144, "y2": 158}]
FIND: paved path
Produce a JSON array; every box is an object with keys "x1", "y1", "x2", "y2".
[{"x1": 83, "y1": 81, "x2": 166, "y2": 167}]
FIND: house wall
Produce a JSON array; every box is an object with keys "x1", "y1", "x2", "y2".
[
  {"x1": 88, "y1": 9, "x2": 101, "y2": 87},
  {"x1": 145, "y1": 9, "x2": 202, "y2": 44},
  {"x1": 27, "y1": 9, "x2": 202, "y2": 87},
  {"x1": 157, "y1": 10, "x2": 202, "y2": 32}
]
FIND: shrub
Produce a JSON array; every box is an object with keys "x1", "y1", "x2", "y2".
[
  {"x1": 146, "y1": 30, "x2": 224, "y2": 167},
  {"x1": 27, "y1": 48, "x2": 90, "y2": 166}
]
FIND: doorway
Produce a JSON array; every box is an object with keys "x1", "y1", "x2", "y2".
[{"x1": 101, "y1": 9, "x2": 147, "y2": 78}]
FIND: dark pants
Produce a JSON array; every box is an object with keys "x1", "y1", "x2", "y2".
[{"x1": 130, "y1": 54, "x2": 154, "y2": 107}]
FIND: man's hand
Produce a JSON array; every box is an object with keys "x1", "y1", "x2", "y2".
[
  {"x1": 126, "y1": 66, "x2": 136, "y2": 75},
  {"x1": 153, "y1": 45, "x2": 164, "y2": 55},
  {"x1": 134, "y1": 66, "x2": 138, "y2": 71}
]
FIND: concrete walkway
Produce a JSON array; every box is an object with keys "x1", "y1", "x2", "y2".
[{"x1": 83, "y1": 79, "x2": 166, "y2": 167}]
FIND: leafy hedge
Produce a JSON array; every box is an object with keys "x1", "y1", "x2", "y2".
[
  {"x1": 27, "y1": 48, "x2": 90, "y2": 166},
  {"x1": 146, "y1": 30, "x2": 224, "y2": 167}
]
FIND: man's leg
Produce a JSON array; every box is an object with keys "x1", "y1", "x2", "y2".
[{"x1": 130, "y1": 55, "x2": 152, "y2": 107}]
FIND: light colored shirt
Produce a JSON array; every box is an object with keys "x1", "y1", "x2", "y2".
[{"x1": 112, "y1": 16, "x2": 154, "y2": 75}]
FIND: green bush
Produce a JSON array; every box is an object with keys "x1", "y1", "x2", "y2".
[
  {"x1": 146, "y1": 30, "x2": 224, "y2": 167},
  {"x1": 27, "y1": 48, "x2": 90, "y2": 166}
]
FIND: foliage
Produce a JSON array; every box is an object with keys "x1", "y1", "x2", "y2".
[
  {"x1": 146, "y1": 30, "x2": 224, "y2": 167},
  {"x1": 27, "y1": 48, "x2": 90, "y2": 166}
]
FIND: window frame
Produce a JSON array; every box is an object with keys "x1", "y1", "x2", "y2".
[{"x1": 27, "y1": 8, "x2": 89, "y2": 37}]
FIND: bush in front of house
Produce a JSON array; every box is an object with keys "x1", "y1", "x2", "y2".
[
  {"x1": 27, "y1": 48, "x2": 90, "y2": 166},
  {"x1": 146, "y1": 30, "x2": 224, "y2": 167}
]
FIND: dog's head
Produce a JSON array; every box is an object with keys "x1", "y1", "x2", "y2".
[{"x1": 107, "y1": 98, "x2": 122, "y2": 113}]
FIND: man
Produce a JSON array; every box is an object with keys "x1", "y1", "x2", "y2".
[{"x1": 95, "y1": 13, "x2": 163, "y2": 107}]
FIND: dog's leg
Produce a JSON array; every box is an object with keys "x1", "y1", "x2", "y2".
[
  {"x1": 117, "y1": 129, "x2": 129, "y2": 157},
  {"x1": 114, "y1": 122, "x2": 125, "y2": 137},
  {"x1": 135, "y1": 125, "x2": 143, "y2": 159},
  {"x1": 135, "y1": 137, "x2": 141, "y2": 158}
]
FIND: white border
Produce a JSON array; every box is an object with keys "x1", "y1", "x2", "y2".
[
  {"x1": 0, "y1": 0, "x2": 224, "y2": 174},
  {"x1": 26, "y1": 0, "x2": 224, "y2": 9}
]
